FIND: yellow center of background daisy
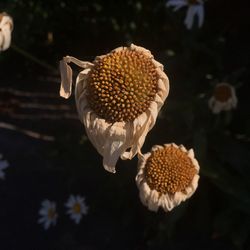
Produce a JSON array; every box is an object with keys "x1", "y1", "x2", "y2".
[
  {"x1": 145, "y1": 145, "x2": 197, "y2": 194},
  {"x1": 48, "y1": 208, "x2": 56, "y2": 219},
  {"x1": 87, "y1": 48, "x2": 158, "y2": 123},
  {"x1": 73, "y1": 203, "x2": 81, "y2": 214},
  {"x1": 214, "y1": 85, "x2": 232, "y2": 102}
]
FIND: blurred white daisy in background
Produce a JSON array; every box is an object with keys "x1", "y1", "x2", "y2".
[
  {"x1": 0, "y1": 154, "x2": 9, "y2": 180},
  {"x1": 38, "y1": 200, "x2": 58, "y2": 230},
  {"x1": 136, "y1": 143, "x2": 200, "y2": 212},
  {"x1": 166, "y1": 0, "x2": 204, "y2": 30},
  {"x1": 208, "y1": 83, "x2": 237, "y2": 114},
  {"x1": 0, "y1": 12, "x2": 13, "y2": 51},
  {"x1": 65, "y1": 195, "x2": 88, "y2": 224}
]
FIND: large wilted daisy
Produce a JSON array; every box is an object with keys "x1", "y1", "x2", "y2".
[
  {"x1": 0, "y1": 12, "x2": 13, "y2": 51},
  {"x1": 208, "y1": 82, "x2": 237, "y2": 114},
  {"x1": 60, "y1": 44, "x2": 169, "y2": 173},
  {"x1": 166, "y1": 0, "x2": 204, "y2": 30},
  {"x1": 136, "y1": 143, "x2": 200, "y2": 212}
]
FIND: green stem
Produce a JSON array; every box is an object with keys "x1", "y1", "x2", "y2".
[{"x1": 11, "y1": 43, "x2": 57, "y2": 73}]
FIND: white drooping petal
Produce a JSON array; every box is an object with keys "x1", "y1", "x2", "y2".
[
  {"x1": 0, "y1": 159, "x2": 9, "y2": 170},
  {"x1": 208, "y1": 96, "x2": 215, "y2": 110}
]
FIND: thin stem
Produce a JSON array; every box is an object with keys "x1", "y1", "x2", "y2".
[{"x1": 11, "y1": 43, "x2": 57, "y2": 73}]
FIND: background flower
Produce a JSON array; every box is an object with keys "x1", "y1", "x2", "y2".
[
  {"x1": 208, "y1": 82, "x2": 237, "y2": 114},
  {"x1": 65, "y1": 195, "x2": 88, "y2": 224},
  {"x1": 0, "y1": 0, "x2": 249, "y2": 249},
  {"x1": 166, "y1": 0, "x2": 204, "y2": 29},
  {"x1": 38, "y1": 200, "x2": 58, "y2": 230},
  {"x1": 60, "y1": 44, "x2": 169, "y2": 173},
  {"x1": 0, "y1": 12, "x2": 13, "y2": 51},
  {"x1": 0, "y1": 154, "x2": 9, "y2": 180}
]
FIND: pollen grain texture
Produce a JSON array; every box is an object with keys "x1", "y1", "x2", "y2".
[
  {"x1": 145, "y1": 145, "x2": 197, "y2": 195},
  {"x1": 87, "y1": 48, "x2": 158, "y2": 123}
]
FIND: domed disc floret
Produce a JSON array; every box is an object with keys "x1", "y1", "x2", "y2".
[
  {"x1": 145, "y1": 144, "x2": 197, "y2": 195},
  {"x1": 87, "y1": 49, "x2": 158, "y2": 123}
]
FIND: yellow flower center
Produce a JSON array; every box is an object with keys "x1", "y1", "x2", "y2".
[
  {"x1": 145, "y1": 145, "x2": 197, "y2": 194},
  {"x1": 214, "y1": 84, "x2": 232, "y2": 102},
  {"x1": 72, "y1": 203, "x2": 81, "y2": 214},
  {"x1": 87, "y1": 48, "x2": 158, "y2": 123},
  {"x1": 48, "y1": 208, "x2": 56, "y2": 219}
]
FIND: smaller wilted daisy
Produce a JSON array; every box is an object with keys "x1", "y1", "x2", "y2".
[
  {"x1": 208, "y1": 83, "x2": 237, "y2": 114},
  {"x1": 38, "y1": 200, "x2": 58, "y2": 230},
  {"x1": 0, "y1": 154, "x2": 9, "y2": 180},
  {"x1": 136, "y1": 143, "x2": 200, "y2": 212},
  {"x1": 0, "y1": 12, "x2": 13, "y2": 51},
  {"x1": 166, "y1": 0, "x2": 204, "y2": 30},
  {"x1": 65, "y1": 195, "x2": 88, "y2": 224}
]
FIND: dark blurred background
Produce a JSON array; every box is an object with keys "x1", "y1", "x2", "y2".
[{"x1": 0, "y1": 0, "x2": 250, "y2": 249}]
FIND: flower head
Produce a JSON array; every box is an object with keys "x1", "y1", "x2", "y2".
[
  {"x1": 38, "y1": 200, "x2": 58, "y2": 230},
  {"x1": 208, "y1": 83, "x2": 237, "y2": 114},
  {"x1": 166, "y1": 0, "x2": 204, "y2": 29},
  {"x1": 65, "y1": 195, "x2": 88, "y2": 224},
  {"x1": 60, "y1": 44, "x2": 169, "y2": 173},
  {"x1": 136, "y1": 143, "x2": 200, "y2": 212},
  {"x1": 0, "y1": 154, "x2": 9, "y2": 180},
  {"x1": 0, "y1": 12, "x2": 13, "y2": 51}
]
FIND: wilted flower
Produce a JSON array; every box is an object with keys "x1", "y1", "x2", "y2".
[
  {"x1": 166, "y1": 0, "x2": 204, "y2": 29},
  {"x1": 0, "y1": 154, "x2": 9, "y2": 180},
  {"x1": 0, "y1": 12, "x2": 13, "y2": 51},
  {"x1": 65, "y1": 195, "x2": 88, "y2": 224},
  {"x1": 136, "y1": 143, "x2": 200, "y2": 212},
  {"x1": 208, "y1": 83, "x2": 237, "y2": 114},
  {"x1": 38, "y1": 200, "x2": 58, "y2": 230},
  {"x1": 60, "y1": 44, "x2": 169, "y2": 173}
]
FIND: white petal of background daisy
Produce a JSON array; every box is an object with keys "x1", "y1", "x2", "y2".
[
  {"x1": 0, "y1": 12, "x2": 13, "y2": 52},
  {"x1": 65, "y1": 195, "x2": 88, "y2": 224},
  {"x1": 38, "y1": 200, "x2": 58, "y2": 230},
  {"x1": 208, "y1": 82, "x2": 237, "y2": 114},
  {"x1": 136, "y1": 143, "x2": 200, "y2": 212},
  {"x1": 166, "y1": 0, "x2": 188, "y2": 11},
  {"x1": 0, "y1": 154, "x2": 9, "y2": 180},
  {"x1": 59, "y1": 44, "x2": 169, "y2": 173},
  {"x1": 166, "y1": 0, "x2": 204, "y2": 29}
]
